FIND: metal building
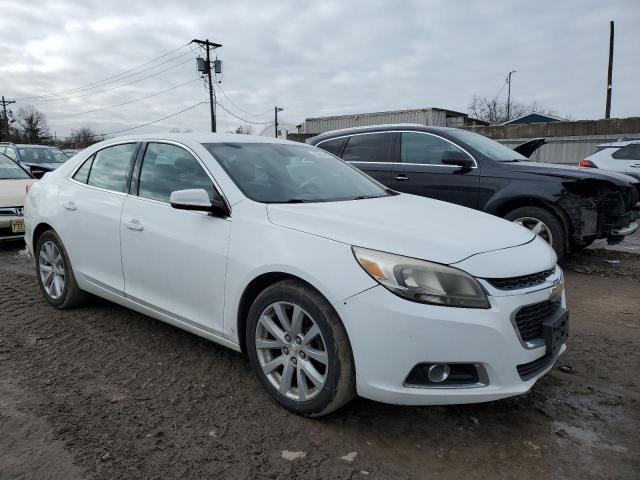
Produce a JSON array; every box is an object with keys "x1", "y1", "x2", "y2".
[{"x1": 301, "y1": 107, "x2": 487, "y2": 134}]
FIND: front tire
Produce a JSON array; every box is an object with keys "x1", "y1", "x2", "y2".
[
  {"x1": 504, "y1": 206, "x2": 566, "y2": 260},
  {"x1": 246, "y1": 280, "x2": 355, "y2": 417},
  {"x1": 35, "y1": 230, "x2": 87, "y2": 309}
]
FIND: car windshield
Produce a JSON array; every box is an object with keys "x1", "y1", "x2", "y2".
[
  {"x1": 447, "y1": 130, "x2": 527, "y2": 162},
  {"x1": 204, "y1": 142, "x2": 392, "y2": 203},
  {"x1": 18, "y1": 147, "x2": 68, "y2": 164},
  {"x1": 0, "y1": 154, "x2": 31, "y2": 179}
]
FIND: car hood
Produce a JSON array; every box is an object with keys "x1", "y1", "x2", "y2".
[
  {"x1": 0, "y1": 179, "x2": 30, "y2": 207},
  {"x1": 266, "y1": 194, "x2": 535, "y2": 265},
  {"x1": 501, "y1": 161, "x2": 638, "y2": 186}
]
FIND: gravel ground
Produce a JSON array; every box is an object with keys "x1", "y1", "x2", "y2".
[{"x1": 1, "y1": 241, "x2": 639, "y2": 480}]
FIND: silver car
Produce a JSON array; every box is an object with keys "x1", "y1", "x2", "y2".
[{"x1": 581, "y1": 140, "x2": 640, "y2": 180}]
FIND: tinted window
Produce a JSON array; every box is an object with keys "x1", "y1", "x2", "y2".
[
  {"x1": 17, "y1": 147, "x2": 67, "y2": 164},
  {"x1": 204, "y1": 143, "x2": 390, "y2": 203},
  {"x1": 612, "y1": 144, "x2": 640, "y2": 160},
  {"x1": 87, "y1": 143, "x2": 137, "y2": 193},
  {"x1": 317, "y1": 137, "x2": 346, "y2": 157},
  {"x1": 446, "y1": 129, "x2": 526, "y2": 162},
  {"x1": 138, "y1": 143, "x2": 214, "y2": 203},
  {"x1": 0, "y1": 155, "x2": 31, "y2": 179},
  {"x1": 341, "y1": 133, "x2": 394, "y2": 163},
  {"x1": 401, "y1": 132, "x2": 470, "y2": 165},
  {"x1": 73, "y1": 156, "x2": 93, "y2": 184}
]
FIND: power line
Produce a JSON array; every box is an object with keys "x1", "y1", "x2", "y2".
[
  {"x1": 215, "y1": 99, "x2": 275, "y2": 125},
  {"x1": 31, "y1": 58, "x2": 194, "y2": 102},
  {"x1": 16, "y1": 43, "x2": 192, "y2": 101},
  {"x1": 216, "y1": 83, "x2": 271, "y2": 117},
  {"x1": 100, "y1": 101, "x2": 208, "y2": 136},
  {"x1": 49, "y1": 79, "x2": 199, "y2": 118}
]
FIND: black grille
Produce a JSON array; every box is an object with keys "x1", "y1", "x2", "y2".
[
  {"x1": 485, "y1": 267, "x2": 555, "y2": 291},
  {"x1": 514, "y1": 300, "x2": 561, "y2": 342},
  {"x1": 517, "y1": 353, "x2": 555, "y2": 380}
]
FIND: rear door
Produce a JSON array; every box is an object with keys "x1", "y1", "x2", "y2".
[
  {"x1": 56, "y1": 142, "x2": 139, "y2": 294},
  {"x1": 392, "y1": 132, "x2": 480, "y2": 208},
  {"x1": 613, "y1": 144, "x2": 640, "y2": 179},
  {"x1": 326, "y1": 132, "x2": 396, "y2": 187}
]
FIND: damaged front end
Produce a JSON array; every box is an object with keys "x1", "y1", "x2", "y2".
[{"x1": 558, "y1": 179, "x2": 640, "y2": 246}]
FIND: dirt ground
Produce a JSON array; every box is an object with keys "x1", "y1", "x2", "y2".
[{"x1": 1, "y1": 240, "x2": 639, "y2": 480}]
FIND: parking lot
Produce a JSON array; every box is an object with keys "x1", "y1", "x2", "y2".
[{"x1": 0, "y1": 239, "x2": 638, "y2": 480}]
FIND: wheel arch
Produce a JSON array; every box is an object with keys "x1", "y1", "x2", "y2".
[{"x1": 32, "y1": 222, "x2": 55, "y2": 250}]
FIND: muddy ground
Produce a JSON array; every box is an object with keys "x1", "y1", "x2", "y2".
[{"x1": 1, "y1": 241, "x2": 638, "y2": 480}]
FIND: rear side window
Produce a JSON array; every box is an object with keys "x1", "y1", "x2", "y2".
[
  {"x1": 317, "y1": 137, "x2": 346, "y2": 157},
  {"x1": 137, "y1": 143, "x2": 214, "y2": 203},
  {"x1": 86, "y1": 143, "x2": 138, "y2": 193},
  {"x1": 612, "y1": 144, "x2": 640, "y2": 160},
  {"x1": 341, "y1": 133, "x2": 394, "y2": 163}
]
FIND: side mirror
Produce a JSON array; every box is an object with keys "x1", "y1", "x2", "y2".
[
  {"x1": 169, "y1": 189, "x2": 229, "y2": 217},
  {"x1": 30, "y1": 168, "x2": 46, "y2": 179},
  {"x1": 442, "y1": 150, "x2": 474, "y2": 169}
]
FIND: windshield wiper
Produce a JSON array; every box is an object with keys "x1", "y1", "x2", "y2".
[{"x1": 270, "y1": 198, "x2": 316, "y2": 204}]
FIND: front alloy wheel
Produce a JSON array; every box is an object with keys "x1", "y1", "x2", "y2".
[
  {"x1": 512, "y1": 216, "x2": 554, "y2": 247},
  {"x1": 246, "y1": 280, "x2": 355, "y2": 416},
  {"x1": 39, "y1": 240, "x2": 66, "y2": 299}
]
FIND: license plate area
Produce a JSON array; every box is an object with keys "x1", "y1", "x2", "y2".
[
  {"x1": 11, "y1": 220, "x2": 25, "y2": 233},
  {"x1": 542, "y1": 310, "x2": 569, "y2": 356}
]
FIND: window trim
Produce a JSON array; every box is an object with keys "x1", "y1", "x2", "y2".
[
  {"x1": 131, "y1": 140, "x2": 232, "y2": 214},
  {"x1": 316, "y1": 130, "x2": 478, "y2": 169}
]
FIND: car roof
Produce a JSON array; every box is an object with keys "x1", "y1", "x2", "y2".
[
  {"x1": 308, "y1": 124, "x2": 457, "y2": 142},
  {"x1": 596, "y1": 140, "x2": 640, "y2": 148},
  {"x1": 104, "y1": 132, "x2": 298, "y2": 145},
  {"x1": 16, "y1": 144, "x2": 60, "y2": 149}
]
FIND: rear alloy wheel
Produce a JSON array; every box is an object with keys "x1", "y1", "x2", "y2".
[
  {"x1": 35, "y1": 230, "x2": 87, "y2": 309},
  {"x1": 504, "y1": 206, "x2": 566, "y2": 260},
  {"x1": 246, "y1": 280, "x2": 355, "y2": 416}
]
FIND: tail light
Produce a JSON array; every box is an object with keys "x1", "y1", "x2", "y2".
[{"x1": 579, "y1": 160, "x2": 597, "y2": 168}]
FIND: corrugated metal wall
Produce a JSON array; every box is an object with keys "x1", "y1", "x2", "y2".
[
  {"x1": 303, "y1": 109, "x2": 448, "y2": 133},
  {"x1": 500, "y1": 134, "x2": 640, "y2": 164}
]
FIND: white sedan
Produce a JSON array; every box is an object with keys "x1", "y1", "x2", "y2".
[{"x1": 24, "y1": 133, "x2": 568, "y2": 416}]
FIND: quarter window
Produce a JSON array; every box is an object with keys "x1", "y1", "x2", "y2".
[
  {"x1": 138, "y1": 143, "x2": 214, "y2": 203},
  {"x1": 86, "y1": 143, "x2": 138, "y2": 193},
  {"x1": 341, "y1": 133, "x2": 394, "y2": 163},
  {"x1": 612, "y1": 144, "x2": 640, "y2": 160},
  {"x1": 317, "y1": 137, "x2": 347, "y2": 157},
  {"x1": 401, "y1": 132, "x2": 470, "y2": 165},
  {"x1": 73, "y1": 157, "x2": 93, "y2": 184}
]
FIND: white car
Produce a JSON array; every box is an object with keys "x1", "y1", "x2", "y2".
[
  {"x1": 581, "y1": 140, "x2": 640, "y2": 180},
  {"x1": 0, "y1": 153, "x2": 33, "y2": 241},
  {"x1": 24, "y1": 133, "x2": 568, "y2": 416}
]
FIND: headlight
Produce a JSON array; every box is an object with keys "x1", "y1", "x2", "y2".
[{"x1": 352, "y1": 247, "x2": 490, "y2": 309}]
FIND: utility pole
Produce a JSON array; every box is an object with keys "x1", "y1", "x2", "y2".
[
  {"x1": 192, "y1": 38, "x2": 222, "y2": 132},
  {"x1": 506, "y1": 70, "x2": 516, "y2": 121},
  {"x1": 605, "y1": 20, "x2": 614, "y2": 119},
  {"x1": 274, "y1": 106, "x2": 283, "y2": 138},
  {"x1": 0, "y1": 96, "x2": 16, "y2": 141}
]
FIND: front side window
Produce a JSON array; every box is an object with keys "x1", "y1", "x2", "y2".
[
  {"x1": 0, "y1": 154, "x2": 31, "y2": 179},
  {"x1": 447, "y1": 129, "x2": 527, "y2": 162},
  {"x1": 17, "y1": 147, "x2": 68, "y2": 164},
  {"x1": 400, "y1": 132, "x2": 471, "y2": 165},
  {"x1": 138, "y1": 143, "x2": 214, "y2": 203},
  {"x1": 204, "y1": 142, "x2": 391, "y2": 203},
  {"x1": 86, "y1": 143, "x2": 138, "y2": 193},
  {"x1": 341, "y1": 133, "x2": 394, "y2": 163}
]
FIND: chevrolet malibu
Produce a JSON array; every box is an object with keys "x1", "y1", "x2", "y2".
[{"x1": 24, "y1": 133, "x2": 568, "y2": 416}]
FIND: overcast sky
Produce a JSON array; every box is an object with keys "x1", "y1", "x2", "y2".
[{"x1": 1, "y1": 0, "x2": 639, "y2": 137}]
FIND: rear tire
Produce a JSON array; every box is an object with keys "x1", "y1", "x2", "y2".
[
  {"x1": 35, "y1": 230, "x2": 88, "y2": 309},
  {"x1": 246, "y1": 279, "x2": 355, "y2": 417},
  {"x1": 504, "y1": 206, "x2": 566, "y2": 260}
]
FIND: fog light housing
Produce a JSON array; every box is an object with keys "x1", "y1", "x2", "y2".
[
  {"x1": 427, "y1": 364, "x2": 450, "y2": 383},
  {"x1": 404, "y1": 363, "x2": 486, "y2": 388}
]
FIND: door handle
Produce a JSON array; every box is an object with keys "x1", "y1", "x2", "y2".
[
  {"x1": 395, "y1": 174, "x2": 409, "y2": 181},
  {"x1": 630, "y1": 163, "x2": 640, "y2": 168},
  {"x1": 62, "y1": 201, "x2": 77, "y2": 211},
  {"x1": 124, "y1": 219, "x2": 144, "y2": 231}
]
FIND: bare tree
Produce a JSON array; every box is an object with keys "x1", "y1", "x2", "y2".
[
  {"x1": 16, "y1": 105, "x2": 50, "y2": 143},
  {"x1": 468, "y1": 96, "x2": 562, "y2": 124},
  {"x1": 68, "y1": 126, "x2": 101, "y2": 148},
  {"x1": 233, "y1": 125, "x2": 254, "y2": 135}
]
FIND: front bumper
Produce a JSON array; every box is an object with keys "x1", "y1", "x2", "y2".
[{"x1": 337, "y1": 270, "x2": 567, "y2": 405}]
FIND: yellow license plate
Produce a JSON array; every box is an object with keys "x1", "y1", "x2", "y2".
[{"x1": 11, "y1": 220, "x2": 25, "y2": 233}]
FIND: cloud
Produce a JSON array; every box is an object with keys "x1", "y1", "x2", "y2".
[{"x1": 1, "y1": 0, "x2": 638, "y2": 137}]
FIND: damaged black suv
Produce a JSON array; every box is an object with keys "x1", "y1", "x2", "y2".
[{"x1": 308, "y1": 125, "x2": 640, "y2": 259}]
